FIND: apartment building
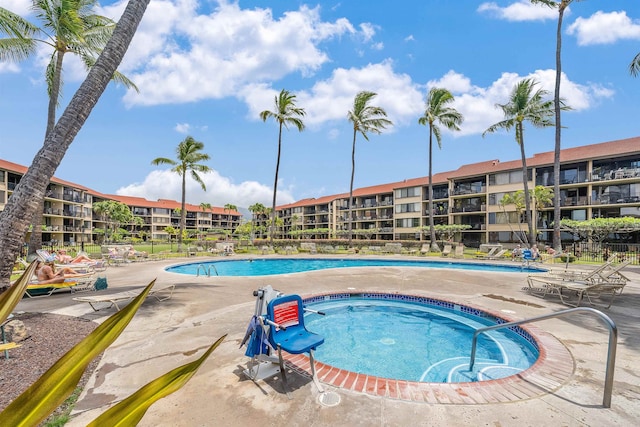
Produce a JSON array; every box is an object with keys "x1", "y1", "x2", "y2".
[
  {"x1": 0, "y1": 159, "x2": 242, "y2": 244},
  {"x1": 275, "y1": 137, "x2": 640, "y2": 246}
]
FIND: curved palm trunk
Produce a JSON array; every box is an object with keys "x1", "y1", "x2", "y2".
[
  {"x1": 428, "y1": 126, "x2": 437, "y2": 250},
  {"x1": 348, "y1": 129, "x2": 357, "y2": 247},
  {"x1": 28, "y1": 51, "x2": 67, "y2": 257},
  {"x1": 271, "y1": 123, "x2": 283, "y2": 245},
  {"x1": 0, "y1": 0, "x2": 151, "y2": 291},
  {"x1": 518, "y1": 123, "x2": 535, "y2": 246},
  {"x1": 552, "y1": 3, "x2": 568, "y2": 251},
  {"x1": 179, "y1": 173, "x2": 186, "y2": 253}
]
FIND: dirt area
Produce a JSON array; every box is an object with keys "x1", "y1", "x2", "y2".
[{"x1": 0, "y1": 312, "x2": 98, "y2": 416}]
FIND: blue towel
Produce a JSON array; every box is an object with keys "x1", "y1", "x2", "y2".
[{"x1": 241, "y1": 316, "x2": 270, "y2": 357}]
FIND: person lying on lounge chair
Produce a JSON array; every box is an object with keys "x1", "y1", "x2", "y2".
[
  {"x1": 55, "y1": 249, "x2": 94, "y2": 264},
  {"x1": 35, "y1": 262, "x2": 83, "y2": 284}
]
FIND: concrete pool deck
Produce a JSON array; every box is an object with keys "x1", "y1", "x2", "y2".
[{"x1": 15, "y1": 255, "x2": 640, "y2": 426}]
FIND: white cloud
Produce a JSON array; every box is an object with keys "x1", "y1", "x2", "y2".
[
  {"x1": 241, "y1": 60, "x2": 424, "y2": 128},
  {"x1": 116, "y1": 169, "x2": 295, "y2": 208},
  {"x1": 426, "y1": 69, "x2": 612, "y2": 136},
  {"x1": 240, "y1": 61, "x2": 609, "y2": 137},
  {"x1": 478, "y1": 1, "x2": 559, "y2": 22},
  {"x1": 371, "y1": 42, "x2": 384, "y2": 51},
  {"x1": 0, "y1": 0, "x2": 32, "y2": 16},
  {"x1": 119, "y1": 1, "x2": 361, "y2": 107},
  {"x1": 175, "y1": 123, "x2": 190, "y2": 133},
  {"x1": 359, "y1": 23, "x2": 377, "y2": 42},
  {"x1": 0, "y1": 61, "x2": 20, "y2": 73},
  {"x1": 404, "y1": 35, "x2": 415, "y2": 42},
  {"x1": 567, "y1": 11, "x2": 640, "y2": 45}
]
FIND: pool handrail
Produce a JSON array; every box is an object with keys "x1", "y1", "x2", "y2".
[{"x1": 468, "y1": 306, "x2": 617, "y2": 408}]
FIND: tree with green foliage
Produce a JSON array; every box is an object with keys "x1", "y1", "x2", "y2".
[
  {"x1": 499, "y1": 192, "x2": 527, "y2": 244},
  {"x1": 419, "y1": 224, "x2": 471, "y2": 242},
  {"x1": 92, "y1": 200, "x2": 133, "y2": 243},
  {"x1": 347, "y1": 91, "x2": 392, "y2": 246},
  {"x1": 224, "y1": 203, "x2": 238, "y2": 229},
  {"x1": 1, "y1": 0, "x2": 137, "y2": 256},
  {"x1": 248, "y1": 202, "x2": 266, "y2": 240},
  {"x1": 152, "y1": 136, "x2": 211, "y2": 253},
  {"x1": 560, "y1": 217, "x2": 640, "y2": 243},
  {"x1": 484, "y1": 78, "x2": 567, "y2": 246},
  {"x1": 418, "y1": 87, "x2": 464, "y2": 250},
  {"x1": 260, "y1": 89, "x2": 306, "y2": 244}
]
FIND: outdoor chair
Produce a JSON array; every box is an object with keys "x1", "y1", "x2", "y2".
[
  {"x1": 525, "y1": 260, "x2": 631, "y2": 308},
  {"x1": 263, "y1": 294, "x2": 325, "y2": 396},
  {"x1": 441, "y1": 244, "x2": 452, "y2": 257},
  {"x1": 485, "y1": 248, "x2": 508, "y2": 260},
  {"x1": 453, "y1": 245, "x2": 465, "y2": 259}
]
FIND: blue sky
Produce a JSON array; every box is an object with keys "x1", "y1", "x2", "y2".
[{"x1": 1, "y1": 0, "x2": 639, "y2": 211}]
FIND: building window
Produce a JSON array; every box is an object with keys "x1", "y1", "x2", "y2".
[
  {"x1": 395, "y1": 202, "x2": 420, "y2": 213},
  {"x1": 395, "y1": 218, "x2": 420, "y2": 228},
  {"x1": 395, "y1": 187, "x2": 420, "y2": 198}
]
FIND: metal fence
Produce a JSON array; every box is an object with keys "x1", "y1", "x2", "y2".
[{"x1": 563, "y1": 242, "x2": 640, "y2": 265}]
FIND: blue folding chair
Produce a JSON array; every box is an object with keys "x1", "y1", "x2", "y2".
[
  {"x1": 264, "y1": 294, "x2": 325, "y2": 395},
  {"x1": 522, "y1": 249, "x2": 535, "y2": 267}
]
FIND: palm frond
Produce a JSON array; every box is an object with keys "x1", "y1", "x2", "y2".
[{"x1": 630, "y1": 52, "x2": 640, "y2": 77}]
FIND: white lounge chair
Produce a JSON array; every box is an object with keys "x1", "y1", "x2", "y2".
[{"x1": 73, "y1": 284, "x2": 175, "y2": 311}]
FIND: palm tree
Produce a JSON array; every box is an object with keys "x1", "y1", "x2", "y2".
[
  {"x1": 532, "y1": 185, "x2": 554, "y2": 235},
  {"x1": 260, "y1": 89, "x2": 306, "y2": 245},
  {"x1": 248, "y1": 202, "x2": 266, "y2": 241},
  {"x1": 499, "y1": 192, "x2": 528, "y2": 245},
  {"x1": 151, "y1": 137, "x2": 211, "y2": 253},
  {"x1": 530, "y1": 0, "x2": 576, "y2": 251},
  {"x1": 199, "y1": 202, "x2": 212, "y2": 240},
  {"x1": 631, "y1": 52, "x2": 640, "y2": 77},
  {"x1": 418, "y1": 87, "x2": 463, "y2": 251},
  {"x1": 0, "y1": 0, "x2": 152, "y2": 290},
  {"x1": 224, "y1": 203, "x2": 237, "y2": 223},
  {"x1": 483, "y1": 78, "x2": 565, "y2": 246},
  {"x1": 346, "y1": 91, "x2": 392, "y2": 246},
  {"x1": 1, "y1": 0, "x2": 137, "y2": 257}
]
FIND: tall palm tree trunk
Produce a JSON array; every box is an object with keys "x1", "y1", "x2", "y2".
[
  {"x1": 0, "y1": 0, "x2": 151, "y2": 290},
  {"x1": 428, "y1": 127, "x2": 437, "y2": 250},
  {"x1": 518, "y1": 123, "x2": 535, "y2": 245},
  {"x1": 179, "y1": 174, "x2": 186, "y2": 252},
  {"x1": 271, "y1": 123, "x2": 283, "y2": 244},
  {"x1": 28, "y1": 51, "x2": 67, "y2": 258},
  {"x1": 552, "y1": 4, "x2": 568, "y2": 252},
  {"x1": 348, "y1": 129, "x2": 357, "y2": 247}
]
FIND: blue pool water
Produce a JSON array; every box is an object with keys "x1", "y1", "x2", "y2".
[
  {"x1": 165, "y1": 257, "x2": 543, "y2": 277},
  {"x1": 304, "y1": 295, "x2": 539, "y2": 383}
]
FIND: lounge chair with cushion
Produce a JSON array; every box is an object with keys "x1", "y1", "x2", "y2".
[{"x1": 24, "y1": 275, "x2": 96, "y2": 298}]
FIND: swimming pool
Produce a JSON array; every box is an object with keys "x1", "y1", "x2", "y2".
[
  {"x1": 165, "y1": 257, "x2": 544, "y2": 276},
  {"x1": 303, "y1": 293, "x2": 539, "y2": 383}
]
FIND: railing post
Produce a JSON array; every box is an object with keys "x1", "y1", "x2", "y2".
[{"x1": 469, "y1": 307, "x2": 617, "y2": 408}]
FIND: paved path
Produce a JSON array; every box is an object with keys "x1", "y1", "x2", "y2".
[{"x1": 16, "y1": 256, "x2": 640, "y2": 426}]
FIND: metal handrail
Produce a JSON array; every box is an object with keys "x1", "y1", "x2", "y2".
[
  {"x1": 469, "y1": 307, "x2": 617, "y2": 408},
  {"x1": 196, "y1": 264, "x2": 210, "y2": 277}
]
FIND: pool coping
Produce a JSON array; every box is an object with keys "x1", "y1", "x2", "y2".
[{"x1": 283, "y1": 290, "x2": 574, "y2": 404}]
